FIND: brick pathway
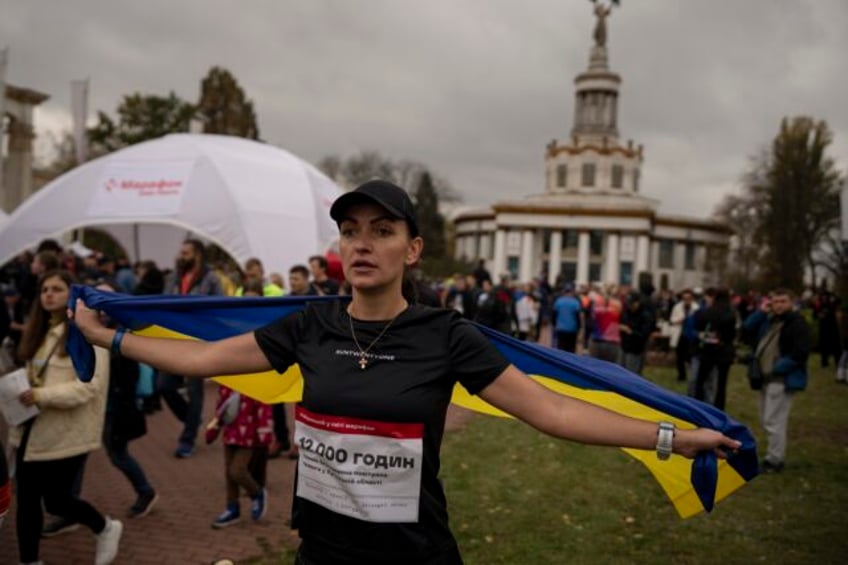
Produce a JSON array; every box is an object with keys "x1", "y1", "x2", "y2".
[{"x1": 1, "y1": 380, "x2": 476, "y2": 565}]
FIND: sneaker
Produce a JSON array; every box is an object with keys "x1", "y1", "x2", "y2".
[
  {"x1": 42, "y1": 515, "x2": 80, "y2": 538},
  {"x1": 94, "y1": 518, "x2": 123, "y2": 565},
  {"x1": 211, "y1": 504, "x2": 240, "y2": 529},
  {"x1": 174, "y1": 444, "x2": 194, "y2": 458},
  {"x1": 761, "y1": 459, "x2": 785, "y2": 474},
  {"x1": 251, "y1": 488, "x2": 267, "y2": 521},
  {"x1": 128, "y1": 490, "x2": 159, "y2": 518}
]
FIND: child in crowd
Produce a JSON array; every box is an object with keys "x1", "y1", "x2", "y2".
[
  {"x1": 206, "y1": 384, "x2": 273, "y2": 528},
  {"x1": 205, "y1": 279, "x2": 273, "y2": 528}
]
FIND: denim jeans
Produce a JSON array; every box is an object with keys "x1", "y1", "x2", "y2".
[
  {"x1": 622, "y1": 352, "x2": 645, "y2": 376},
  {"x1": 104, "y1": 429, "x2": 153, "y2": 496},
  {"x1": 159, "y1": 372, "x2": 204, "y2": 447}
]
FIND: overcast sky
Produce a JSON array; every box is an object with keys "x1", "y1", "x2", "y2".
[{"x1": 3, "y1": 0, "x2": 846, "y2": 218}]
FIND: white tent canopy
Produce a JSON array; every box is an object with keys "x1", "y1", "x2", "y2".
[{"x1": 0, "y1": 134, "x2": 343, "y2": 277}]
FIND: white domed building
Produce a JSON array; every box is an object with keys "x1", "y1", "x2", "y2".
[{"x1": 452, "y1": 12, "x2": 729, "y2": 292}]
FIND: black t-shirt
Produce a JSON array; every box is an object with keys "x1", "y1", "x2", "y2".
[{"x1": 254, "y1": 301, "x2": 509, "y2": 563}]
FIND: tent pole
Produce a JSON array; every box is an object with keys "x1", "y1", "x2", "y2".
[{"x1": 133, "y1": 223, "x2": 140, "y2": 262}]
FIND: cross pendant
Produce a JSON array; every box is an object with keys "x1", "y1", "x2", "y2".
[{"x1": 358, "y1": 357, "x2": 368, "y2": 370}]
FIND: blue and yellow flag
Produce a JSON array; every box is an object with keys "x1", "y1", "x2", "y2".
[{"x1": 67, "y1": 286, "x2": 757, "y2": 518}]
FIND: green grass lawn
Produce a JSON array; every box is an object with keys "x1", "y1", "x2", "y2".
[
  {"x1": 441, "y1": 359, "x2": 847, "y2": 564},
  {"x1": 257, "y1": 358, "x2": 847, "y2": 564}
]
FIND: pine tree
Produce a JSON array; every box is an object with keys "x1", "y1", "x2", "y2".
[
  {"x1": 413, "y1": 172, "x2": 446, "y2": 258},
  {"x1": 196, "y1": 67, "x2": 259, "y2": 139},
  {"x1": 753, "y1": 117, "x2": 841, "y2": 290}
]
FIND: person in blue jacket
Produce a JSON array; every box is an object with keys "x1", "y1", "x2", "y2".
[{"x1": 743, "y1": 288, "x2": 811, "y2": 473}]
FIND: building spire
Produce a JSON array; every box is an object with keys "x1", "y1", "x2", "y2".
[{"x1": 571, "y1": 1, "x2": 622, "y2": 139}]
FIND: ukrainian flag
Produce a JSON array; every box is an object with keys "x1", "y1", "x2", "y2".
[{"x1": 67, "y1": 286, "x2": 757, "y2": 518}]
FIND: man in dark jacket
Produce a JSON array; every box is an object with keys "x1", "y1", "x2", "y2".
[
  {"x1": 743, "y1": 288, "x2": 811, "y2": 473},
  {"x1": 161, "y1": 239, "x2": 223, "y2": 458},
  {"x1": 620, "y1": 292, "x2": 655, "y2": 376},
  {"x1": 444, "y1": 274, "x2": 477, "y2": 320}
]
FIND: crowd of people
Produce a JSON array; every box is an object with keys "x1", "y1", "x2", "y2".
[
  {"x1": 436, "y1": 267, "x2": 846, "y2": 476},
  {"x1": 0, "y1": 181, "x2": 837, "y2": 563},
  {"x1": 436, "y1": 265, "x2": 845, "y2": 393},
  {"x1": 0, "y1": 236, "x2": 361, "y2": 563}
]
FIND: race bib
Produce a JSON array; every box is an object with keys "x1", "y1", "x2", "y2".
[{"x1": 294, "y1": 406, "x2": 424, "y2": 523}]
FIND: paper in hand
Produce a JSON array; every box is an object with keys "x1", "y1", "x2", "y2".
[{"x1": 0, "y1": 368, "x2": 40, "y2": 426}]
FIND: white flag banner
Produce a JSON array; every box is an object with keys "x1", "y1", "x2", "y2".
[
  {"x1": 88, "y1": 160, "x2": 194, "y2": 217},
  {"x1": 70, "y1": 79, "x2": 89, "y2": 165}
]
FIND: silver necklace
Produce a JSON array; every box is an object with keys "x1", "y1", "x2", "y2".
[{"x1": 347, "y1": 308, "x2": 400, "y2": 370}]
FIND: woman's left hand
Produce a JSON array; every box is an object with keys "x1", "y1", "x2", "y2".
[
  {"x1": 673, "y1": 428, "x2": 741, "y2": 459},
  {"x1": 19, "y1": 389, "x2": 37, "y2": 407}
]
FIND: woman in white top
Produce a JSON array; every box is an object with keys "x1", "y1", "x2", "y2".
[{"x1": 13, "y1": 270, "x2": 122, "y2": 565}]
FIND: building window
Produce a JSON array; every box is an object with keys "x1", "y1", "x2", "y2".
[
  {"x1": 507, "y1": 256, "x2": 519, "y2": 280},
  {"x1": 589, "y1": 230, "x2": 603, "y2": 256},
  {"x1": 633, "y1": 169, "x2": 640, "y2": 192},
  {"x1": 611, "y1": 164, "x2": 624, "y2": 188},
  {"x1": 581, "y1": 163, "x2": 596, "y2": 187},
  {"x1": 684, "y1": 242, "x2": 696, "y2": 270},
  {"x1": 556, "y1": 164, "x2": 567, "y2": 188},
  {"x1": 589, "y1": 263, "x2": 602, "y2": 283},
  {"x1": 564, "y1": 230, "x2": 579, "y2": 249},
  {"x1": 542, "y1": 229, "x2": 552, "y2": 254},
  {"x1": 659, "y1": 239, "x2": 675, "y2": 269},
  {"x1": 619, "y1": 261, "x2": 633, "y2": 285}
]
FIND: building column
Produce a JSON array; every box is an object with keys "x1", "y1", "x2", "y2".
[
  {"x1": 453, "y1": 235, "x2": 463, "y2": 260},
  {"x1": 464, "y1": 234, "x2": 476, "y2": 261},
  {"x1": 548, "y1": 230, "x2": 563, "y2": 286},
  {"x1": 674, "y1": 242, "x2": 687, "y2": 288},
  {"x1": 605, "y1": 232, "x2": 619, "y2": 284},
  {"x1": 4, "y1": 119, "x2": 36, "y2": 212},
  {"x1": 635, "y1": 234, "x2": 650, "y2": 276},
  {"x1": 576, "y1": 230, "x2": 590, "y2": 285},
  {"x1": 479, "y1": 234, "x2": 492, "y2": 261},
  {"x1": 492, "y1": 229, "x2": 507, "y2": 280},
  {"x1": 651, "y1": 240, "x2": 660, "y2": 272},
  {"x1": 519, "y1": 229, "x2": 534, "y2": 283}
]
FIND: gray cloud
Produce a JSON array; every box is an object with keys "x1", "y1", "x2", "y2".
[{"x1": 3, "y1": 0, "x2": 846, "y2": 217}]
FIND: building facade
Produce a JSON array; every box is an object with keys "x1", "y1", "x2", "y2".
[{"x1": 453, "y1": 23, "x2": 729, "y2": 292}]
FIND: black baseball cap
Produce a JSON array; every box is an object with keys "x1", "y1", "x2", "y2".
[{"x1": 330, "y1": 180, "x2": 419, "y2": 237}]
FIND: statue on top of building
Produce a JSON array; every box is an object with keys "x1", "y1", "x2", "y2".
[{"x1": 590, "y1": 0, "x2": 619, "y2": 48}]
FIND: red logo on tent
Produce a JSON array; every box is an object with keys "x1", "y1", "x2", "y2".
[{"x1": 103, "y1": 177, "x2": 184, "y2": 196}]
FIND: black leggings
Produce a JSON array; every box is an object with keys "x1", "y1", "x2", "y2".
[{"x1": 16, "y1": 432, "x2": 106, "y2": 563}]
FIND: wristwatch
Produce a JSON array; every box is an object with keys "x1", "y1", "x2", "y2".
[{"x1": 656, "y1": 421, "x2": 675, "y2": 461}]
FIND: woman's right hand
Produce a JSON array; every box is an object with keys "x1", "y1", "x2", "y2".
[{"x1": 69, "y1": 299, "x2": 112, "y2": 347}]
